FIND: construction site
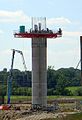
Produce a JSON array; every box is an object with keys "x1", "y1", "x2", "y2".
[{"x1": 0, "y1": 17, "x2": 82, "y2": 120}]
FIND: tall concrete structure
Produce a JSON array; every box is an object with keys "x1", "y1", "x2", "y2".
[
  {"x1": 80, "y1": 36, "x2": 82, "y2": 85},
  {"x1": 31, "y1": 18, "x2": 47, "y2": 108},
  {"x1": 14, "y1": 17, "x2": 62, "y2": 109},
  {"x1": 32, "y1": 38, "x2": 47, "y2": 108}
]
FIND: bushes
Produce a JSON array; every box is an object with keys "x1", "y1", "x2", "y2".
[
  {"x1": 66, "y1": 86, "x2": 82, "y2": 96},
  {"x1": 12, "y1": 87, "x2": 32, "y2": 96},
  {"x1": 74, "y1": 88, "x2": 82, "y2": 96}
]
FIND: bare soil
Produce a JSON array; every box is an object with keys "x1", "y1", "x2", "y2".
[{"x1": 0, "y1": 104, "x2": 80, "y2": 120}]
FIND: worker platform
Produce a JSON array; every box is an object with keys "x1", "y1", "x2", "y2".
[
  {"x1": 14, "y1": 26, "x2": 62, "y2": 38},
  {"x1": 14, "y1": 17, "x2": 62, "y2": 38}
]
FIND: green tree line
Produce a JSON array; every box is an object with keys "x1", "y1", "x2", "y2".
[{"x1": 0, "y1": 67, "x2": 81, "y2": 96}]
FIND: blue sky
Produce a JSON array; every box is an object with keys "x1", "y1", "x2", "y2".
[{"x1": 0, "y1": 0, "x2": 82, "y2": 71}]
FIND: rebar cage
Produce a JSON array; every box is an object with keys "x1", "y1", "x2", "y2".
[{"x1": 32, "y1": 17, "x2": 46, "y2": 31}]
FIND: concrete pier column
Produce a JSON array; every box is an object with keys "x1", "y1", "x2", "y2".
[
  {"x1": 32, "y1": 38, "x2": 47, "y2": 108},
  {"x1": 80, "y1": 36, "x2": 82, "y2": 85}
]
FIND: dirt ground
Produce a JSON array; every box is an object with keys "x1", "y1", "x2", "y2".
[
  {"x1": 0, "y1": 103, "x2": 81, "y2": 120},
  {"x1": 0, "y1": 110, "x2": 78, "y2": 120}
]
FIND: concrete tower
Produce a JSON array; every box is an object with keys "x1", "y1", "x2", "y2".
[
  {"x1": 32, "y1": 37, "x2": 47, "y2": 108},
  {"x1": 32, "y1": 18, "x2": 47, "y2": 108},
  {"x1": 80, "y1": 36, "x2": 82, "y2": 85},
  {"x1": 14, "y1": 17, "x2": 62, "y2": 109}
]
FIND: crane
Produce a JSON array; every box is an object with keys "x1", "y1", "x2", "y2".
[
  {"x1": 76, "y1": 59, "x2": 81, "y2": 70},
  {"x1": 7, "y1": 49, "x2": 27, "y2": 104}
]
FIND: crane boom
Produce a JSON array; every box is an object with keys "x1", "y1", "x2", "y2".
[{"x1": 7, "y1": 49, "x2": 27, "y2": 104}]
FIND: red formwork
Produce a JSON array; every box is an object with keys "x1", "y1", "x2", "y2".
[{"x1": 14, "y1": 32, "x2": 62, "y2": 38}]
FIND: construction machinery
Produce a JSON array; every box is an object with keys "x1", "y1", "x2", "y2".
[{"x1": 7, "y1": 49, "x2": 27, "y2": 104}]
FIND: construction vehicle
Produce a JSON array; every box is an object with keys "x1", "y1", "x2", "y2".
[{"x1": 7, "y1": 49, "x2": 27, "y2": 104}]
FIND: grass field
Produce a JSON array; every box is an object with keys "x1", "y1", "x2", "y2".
[
  {"x1": 41, "y1": 112, "x2": 82, "y2": 120},
  {"x1": 48, "y1": 95, "x2": 82, "y2": 100},
  {"x1": 66, "y1": 86, "x2": 82, "y2": 92},
  {"x1": 3, "y1": 95, "x2": 82, "y2": 103},
  {"x1": 66, "y1": 86, "x2": 82, "y2": 95},
  {"x1": 63, "y1": 112, "x2": 82, "y2": 120},
  {"x1": 4, "y1": 95, "x2": 31, "y2": 103}
]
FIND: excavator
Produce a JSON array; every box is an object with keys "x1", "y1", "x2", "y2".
[{"x1": 0, "y1": 49, "x2": 27, "y2": 110}]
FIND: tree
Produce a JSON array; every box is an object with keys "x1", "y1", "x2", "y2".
[
  {"x1": 55, "y1": 73, "x2": 71, "y2": 95},
  {"x1": 74, "y1": 88, "x2": 82, "y2": 96},
  {"x1": 47, "y1": 66, "x2": 57, "y2": 89}
]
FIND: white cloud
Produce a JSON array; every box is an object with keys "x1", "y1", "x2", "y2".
[
  {"x1": 0, "y1": 11, "x2": 72, "y2": 27},
  {"x1": 47, "y1": 17, "x2": 71, "y2": 26},
  {"x1": 0, "y1": 10, "x2": 30, "y2": 23}
]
